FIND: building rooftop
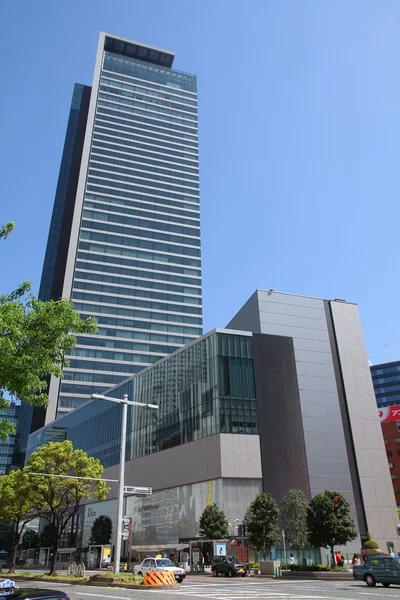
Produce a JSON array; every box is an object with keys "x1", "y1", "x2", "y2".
[{"x1": 103, "y1": 33, "x2": 175, "y2": 68}]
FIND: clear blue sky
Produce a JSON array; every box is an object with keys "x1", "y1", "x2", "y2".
[{"x1": 1, "y1": 0, "x2": 399, "y2": 365}]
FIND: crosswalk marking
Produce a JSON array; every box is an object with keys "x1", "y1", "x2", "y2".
[{"x1": 146, "y1": 580, "x2": 364, "y2": 600}]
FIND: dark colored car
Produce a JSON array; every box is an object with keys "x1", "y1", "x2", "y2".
[
  {"x1": 0, "y1": 588, "x2": 71, "y2": 600},
  {"x1": 353, "y1": 555, "x2": 400, "y2": 587},
  {"x1": 211, "y1": 555, "x2": 247, "y2": 577}
]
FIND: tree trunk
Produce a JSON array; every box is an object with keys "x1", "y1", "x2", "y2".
[
  {"x1": 330, "y1": 545, "x2": 335, "y2": 568},
  {"x1": 8, "y1": 522, "x2": 20, "y2": 574},
  {"x1": 49, "y1": 532, "x2": 59, "y2": 576}
]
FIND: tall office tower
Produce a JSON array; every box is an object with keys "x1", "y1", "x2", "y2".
[
  {"x1": 371, "y1": 361, "x2": 400, "y2": 407},
  {"x1": 17, "y1": 32, "x2": 201, "y2": 455}
]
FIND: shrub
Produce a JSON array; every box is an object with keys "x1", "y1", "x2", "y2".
[
  {"x1": 362, "y1": 540, "x2": 380, "y2": 550},
  {"x1": 289, "y1": 564, "x2": 331, "y2": 572}
]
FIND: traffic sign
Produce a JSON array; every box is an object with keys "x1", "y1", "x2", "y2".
[{"x1": 124, "y1": 486, "x2": 152, "y2": 495}]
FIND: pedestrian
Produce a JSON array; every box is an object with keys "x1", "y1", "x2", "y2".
[
  {"x1": 351, "y1": 554, "x2": 358, "y2": 566},
  {"x1": 336, "y1": 550, "x2": 342, "y2": 567},
  {"x1": 289, "y1": 553, "x2": 295, "y2": 565}
]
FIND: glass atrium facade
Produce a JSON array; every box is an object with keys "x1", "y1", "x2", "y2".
[
  {"x1": 27, "y1": 331, "x2": 258, "y2": 468},
  {"x1": 48, "y1": 34, "x2": 202, "y2": 418},
  {"x1": 371, "y1": 361, "x2": 400, "y2": 407}
]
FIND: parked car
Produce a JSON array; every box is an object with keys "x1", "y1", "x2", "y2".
[
  {"x1": 353, "y1": 555, "x2": 400, "y2": 587},
  {"x1": 1, "y1": 588, "x2": 71, "y2": 599},
  {"x1": 133, "y1": 558, "x2": 186, "y2": 583},
  {"x1": 211, "y1": 555, "x2": 247, "y2": 577}
]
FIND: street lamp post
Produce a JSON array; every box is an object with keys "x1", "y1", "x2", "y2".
[{"x1": 91, "y1": 393, "x2": 158, "y2": 574}]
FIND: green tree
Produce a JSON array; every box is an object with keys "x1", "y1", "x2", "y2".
[
  {"x1": 0, "y1": 222, "x2": 97, "y2": 441},
  {"x1": 38, "y1": 523, "x2": 58, "y2": 549},
  {"x1": 199, "y1": 503, "x2": 229, "y2": 539},
  {"x1": 244, "y1": 492, "x2": 280, "y2": 560},
  {"x1": 0, "y1": 222, "x2": 15, "y2": 240},
  {"x1": 280, "y1": 489, "x2": 309, "y2": 557},
  {"x1": 26, "y1": 440, "x2": 109, "y2": 575},
  {"x1": 307, "y1": 490, "x2": 357, "y2": 566},
  {"x1": 89, "y1": 515, "x2": 113, "y2": 545},
  {"x1": 0, "y1": 469, "x2": 38, "y2": 573},
  {"x1": 21, "y1": 528, "x2": 39, "y2": 551}
]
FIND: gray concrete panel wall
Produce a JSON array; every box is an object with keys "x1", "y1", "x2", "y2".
[
  {"x1": 252, "y1": 333, "x2": 311, "y2": 503},
  {"x1": 228, "y1": 290, "x2": 360, "y2": 546},
  {"x1": 330, "y1": 301, "x2": 399, "y2": 551},
  {"x1": 103, "y1": 433, "x2": 261, "y2": 496},
  {"x1": 220, "y1": 434, "x2": 262, "y2": 479},
  {"x1": 226, "y1": 291, "x2": 261, "y2": 333}
]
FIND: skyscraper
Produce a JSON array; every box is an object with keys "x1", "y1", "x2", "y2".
[{"x1": 17, "y1": 32, "x2": 202, "y2": 457}]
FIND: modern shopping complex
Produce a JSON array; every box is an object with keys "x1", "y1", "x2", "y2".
[{"x1": 27, "y1": 290, "x2": 400, "y2": 560}]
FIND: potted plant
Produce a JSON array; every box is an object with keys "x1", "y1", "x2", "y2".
[{"x1": 362, "y1": 532, "x2": 381, "y2": 557}]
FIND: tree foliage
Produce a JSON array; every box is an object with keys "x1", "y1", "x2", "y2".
[
  {"x1": 89, "y1": 515, "x2": 113, "y2": 545},
  {"x1": 307, "y1": 490, "x2": 357, "y2": 563},
  {"x1": 0, "y1": 469, "x2": 38, "y2": 573},
  {"x1": 26, "y1": 440, "x2": 109, "y2": 575},
  {"x1": 244, "y1": 492, "x2": 281, "y2": 560},
  {"x1": 280, "y1": 489, "x2": 309, "y2": 550},
  {"x1": 0, "y1": 222, "x2": 15, "y2": 240},
  {"x1": 21, "y1": 529, "x2": 39, "y2": 550},
  {"x1": 0, "y1": 222, "x2": 97, "y2": 441},
  {"x1": 38, "y1": 523, "x2": 58, "y2": 549},
  {"x1": 199, "y1": 503, "x2": 229, "y2": 539}
]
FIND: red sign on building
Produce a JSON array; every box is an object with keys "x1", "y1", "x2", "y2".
[
  {"x1": 379, "y1": 406, "x2": 400, "y2": 423},
  {"x1": 380, "y1": 406, "x2": 400, "y2": 506}
]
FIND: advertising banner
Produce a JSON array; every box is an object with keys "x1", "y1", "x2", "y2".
[{"x1": 379, "y1": 406, "x2": 400, "y2": 423}]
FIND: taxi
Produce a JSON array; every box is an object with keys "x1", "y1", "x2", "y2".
[{"x1": 353, "y1": 555, "x2": 400, "y2": 587}]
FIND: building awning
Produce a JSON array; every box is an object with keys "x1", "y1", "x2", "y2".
[{"x1": 131, "y1": 544, "x2": 188, "y2": 551}]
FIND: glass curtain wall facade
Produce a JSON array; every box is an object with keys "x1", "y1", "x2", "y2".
[
  {"x1": 0, "y1": 402, "x2": 20, "y2": 474},
  {"x1": 44, "y1": 33, "x2": 202, "y2": 421},
  {"x1": 371, "y1": 361, "x2": 400, "y2": 407},
  {"x1": 27, "y1": 331, "x2": 258, "y2": 468},
  {"x1": 15, "y1": 83, "x2": 92, "y2": 465}
]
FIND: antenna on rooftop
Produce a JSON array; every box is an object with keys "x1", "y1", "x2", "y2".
[{"x1": 385, "y1": 343, "x2": 390, "y2": 362}]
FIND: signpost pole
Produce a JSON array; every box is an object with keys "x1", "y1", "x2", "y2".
[
  {"x1": 114, "y1": 395, "x2": 128, "y2": 574},
  {"x1": 282, "y1": 530, "x2": 287, "y2": 566},
  {"x1": 241, "y1": 523, "x2": 245, "y2": 564}
]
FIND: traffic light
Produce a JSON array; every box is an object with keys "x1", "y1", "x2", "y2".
[{"x1": 237, "y1": 524, "x2": 246, "y2": 538}]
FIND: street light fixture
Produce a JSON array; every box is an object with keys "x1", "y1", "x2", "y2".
[
  {"x1": 229, "y1": 519, "x2": 240, "y2": 538},
  {"x1": 91, "y1": 392, "x2": 158, "y2": 574}
]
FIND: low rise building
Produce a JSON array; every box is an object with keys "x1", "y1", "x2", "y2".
[{"x1": 27, "y1": 290, "x2": 399, "y2": 557}]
